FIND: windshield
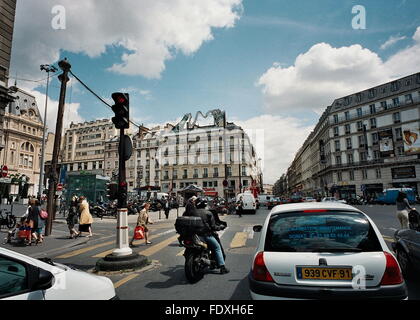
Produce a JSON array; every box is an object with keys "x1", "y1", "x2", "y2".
[{"x1": 265, "y1": 211, "x2": 382, "y2": 253}]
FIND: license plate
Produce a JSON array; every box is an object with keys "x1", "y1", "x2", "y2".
[{"x1": 296, "y1": 267, "x2": 353, "y2": 280}]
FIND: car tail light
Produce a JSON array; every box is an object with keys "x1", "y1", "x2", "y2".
[
  {"x1": 303, "y1": 209, "x2": 327, "y2": 213},
  {"x1": 380, "y1": 252, "x2": 404, "y2": 286},
  {"x1": 252, "y1": 252, "x2": 274, "y2": 282}
]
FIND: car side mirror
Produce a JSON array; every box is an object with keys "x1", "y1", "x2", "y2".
[
  {"x1": 253, "y1": 225, "x2": 263, "y2": 232},
  {"x1": 32, "y1": 269, "x2": 54, "y2": 291}
]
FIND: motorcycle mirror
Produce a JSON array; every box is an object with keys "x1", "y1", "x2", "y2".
[{"x1": 253, "y1": 225, "x2": 263, "y2": 232}]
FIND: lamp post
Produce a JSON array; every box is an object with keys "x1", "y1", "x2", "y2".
[{"x1": 38, "y1": 64, "x2": 58, "y2": 199}]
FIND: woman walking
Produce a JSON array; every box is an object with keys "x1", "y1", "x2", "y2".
[
  {"x1": 130, "y1": 202, "x2": 153, "y2": 247},
  {"x1": 27, "y1": 199, "x2": 40, "y2": 244},
  {"x1": 78, "y1": 196, "x2": 93, "y2": 237},
  {"x1": 67, "y1": 196, "x2": 80, "y2": 239},
  {"x1": 396, "y1": 192, "x2": 416, "y2": 229},
  {"x1": 34, "y1": 200, "x2": 45, "y2": 244}
]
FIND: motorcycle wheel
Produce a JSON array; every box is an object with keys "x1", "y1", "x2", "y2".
[
  {"x1": 185, "y1": 252, "x2": 204, "y2": 284},
  {"x1": 7, "y1": 215, "x2": 16, "y2": 229}
]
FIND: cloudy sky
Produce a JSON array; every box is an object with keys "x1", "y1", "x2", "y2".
[{"x1": 9, "y1": 0, "x2": 420, "y2": 184}]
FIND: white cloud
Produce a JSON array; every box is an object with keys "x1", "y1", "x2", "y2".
[
  {"x1": 257, "y1": 27, "x2": 420, "y2": 115},
  {"x1": 11, "y1": 0, "x2": 242, "y2": 84},
  {"x1": 235, "y1": 115, "x2": 314, "y2": 184},
  {"x1": 380, "y1": 35, "x2": 406, "y2": 50}
]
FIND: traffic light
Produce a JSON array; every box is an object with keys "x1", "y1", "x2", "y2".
[
  {"x1": 106, "y1": 182, "x2": 119, "y2": 201},
  {"x1": 111, "y1": 92, "x2": 130, "y2": 129},
  {"x1": 118, "y1": 181, "x2": 128, "y2": 208}
]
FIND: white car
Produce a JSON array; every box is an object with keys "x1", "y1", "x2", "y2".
[
  {"x1": 322, "y1": 197, "x2": 347, "y2": 204},
  {"x1": 0, "y1": 247, "x2": 117, "y2": 300},
  {"x1": 249, "y1": 203, "x2": 407, "y2": 300},
  {"x1": 303, "y1": 197, "x2": 317, "y2": 203}
]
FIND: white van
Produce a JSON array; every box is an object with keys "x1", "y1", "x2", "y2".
[{"x1": 236, "y1": 193, "x2": 257, "y2": 214}]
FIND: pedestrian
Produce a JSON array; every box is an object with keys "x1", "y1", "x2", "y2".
[
  {"x1": 130, "y1": 202, "x2": 153, "y2": 246},
  {"x1": 77, "y1": 196, "x2": 93, "y2": 238},
  {"x1": 26, "y1": 199, "x2": 40, "y2": 245},
  {"x1": 67, "y1": 196, "x2": 80, "y2": 239},
  {"x1": 396, "y1": 192, "x2": 416, "y2": 229},
  {"x1": 164, "y1": 197, "x2": 170, "y2": 219},
  {"x1": 34, "y1": 200, "x2": 46, "y2": 244},
  {"x1": 236, "y1": 196, "x2": 244, "y2": 218}
]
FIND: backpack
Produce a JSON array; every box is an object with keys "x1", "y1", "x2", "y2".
[{"x1": 40, "y1": 209, "x2": 48, "y2": 220}]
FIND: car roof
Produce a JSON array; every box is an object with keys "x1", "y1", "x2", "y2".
[{"x1": 270, "y1": 202, "x2": 362, "y2": 215}]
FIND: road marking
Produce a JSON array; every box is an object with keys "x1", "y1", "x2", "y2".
[
  {"x1": 176, "y1": 249, "x2": 185, "y2": 257},
  {"x1": 243, "y1": 226, "x2": 254, "y2": 239},
  {"x1": 55, "y1": 240, "x2": 114, "y2": 259},
  {"x1": 140, "y1": 234, "x2": 180, "y2": 257},
  {"x1": 93, "y1": 229, "x2": 176, "y2": 258},
  {"x1": 230, "y1": 232, "x2": 248, "y2": 249},
  {"x1": 113, "y1": 274, "x2": 139, "y2": 289}
]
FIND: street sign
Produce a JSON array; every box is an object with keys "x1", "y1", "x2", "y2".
[
  {"x1": 1, "y1": 165, "x2": 8, "y2": 178},
  {"x1": 57, "y1": 183, "x2": 63, "y2": 191}
]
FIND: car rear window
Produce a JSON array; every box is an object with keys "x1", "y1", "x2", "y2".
[{"x1": 265, "y1": 211, "x2": 382, "y2": 253}]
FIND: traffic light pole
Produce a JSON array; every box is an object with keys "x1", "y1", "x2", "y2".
[
  {"x1": 45, "y1": 59, "x2": 71, "y2": 236},
  {"x1": 113, "y1": 128, "x2": 132, "y2": 257}
]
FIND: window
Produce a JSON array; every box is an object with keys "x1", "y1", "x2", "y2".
[
  {"x1": 397, "y1": 146, "x2": 405, "y2": 156},
  {"x1": 362, "y1": 169, "x2": 368, "y2": 179},
  {"x1": 357, "y1": 108, "x2": 362, "y2": 117},
  {"x1": 264, "y1": 211, "x2": 382, "y2": 253},
  {"x1": 345, "y1": 124, "x2": 351, "y2": 134},
  {"x1": 379, "y1": 102, "x2": 387, "y2": 113},
  {"x1": 405, "y1": 94, "x2": 413, "y2": 104},
  {"x1": 227, "y1": 167, "x2": 232, "y2": 177},
  {"x1": 213, "y1": 167, "x2": 219, "y2": 177},
  {"x1": 369, "y1": 104, "x2": 376, "y2": 114},
  {"x1": 393, "y1": 112, "x2": 401, "y2": 124},
  {"x1": 334, "y1": 140, "x2": 340, "y2": 152},
  {"x1": 360, "y1": 152, "x2": 368, "y2": 162},
  {"x1": 335, "y1": 155, "x2": 342, "y2": 165},
  {"x1": 370, "y1": 118, "x2": 377, "y2": 129},
  {"x1": 349, "y1": 170, "x2": 355, "y2": 181},
  {"x1": 214, "y1": 181, "x2": 218, "y2": 187},
  {"x1": 346, "y1": 138, "x2": 352, "y2": 150},
  {"x1": 355, "y1": 93, "x2": 362, "y2": 103},
  {"x1": 357, "y1": 121, "x2": 363, "y2": 131},
  {"x1": 333, "y1": 127, "x2": 339, "y2": 137},
  {"x1": 372, "y1": 132, "x2": 379, "y2": 145},
  {"x1": 337, "y1": 171, "x2": 342, "y2": 181},
  {"x1": 345, "y1": 111, "x2": 350, "y2": 120},
  {"x1": 333, "y1": 115, "x2": 339, "y2": 124},
  {"x1": 368, "y1": 89, "x2": 376, "y2": 99},
  {"x1": 358, "y1": 135, "x2": 365, "y2": 147},
  {"x1": 374, "y1": 150, "x2": 380, "y2": 160},
  {"x1": 0, "y1": 256, "x2": 28, "y2": 297},
  {"x1": 393, "y1": 97, "x2": 400, "y2": 107},
  {"x1": 376, "y1": 168, "x2": 382, "y2": 179},
  {"x1": 241, "y1": 166, "x2": 247, "y2": 176},
  {"x1": 395, "y1": 128, "x2": 403, "y2": 141},
  {"x1": 347, "y1": 153, "x2": 354, "y2": 164},
  {"x1": 391, "y1": 81, "x2": 399, "y2": 92}
]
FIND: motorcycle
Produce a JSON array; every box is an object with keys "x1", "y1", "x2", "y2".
[{"x1": 175, "y1": 214, "x2": 227, "y2": 283}]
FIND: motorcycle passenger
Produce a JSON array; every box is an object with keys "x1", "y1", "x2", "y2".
[
  {"x1": 183, "y1": 196, "x2": 198, "y2": 217},
  {"x1": 193, "y1": 198, "x2": 230, "y2": 274}
]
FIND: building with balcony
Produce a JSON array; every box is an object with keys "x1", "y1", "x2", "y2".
[
  {"x1": 0, "y1": 0, "x2": 17, "y2": 155},
  {"x1": 287, "y1": 72, "x2": 420, "y2": 200}
]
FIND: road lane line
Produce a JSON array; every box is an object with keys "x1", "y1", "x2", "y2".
[
  {"x1": 92, "y1": 229, "x2": 176, "y2": 258},
  {"x1": 113, "y1": 274, "x2": 139, "y2": 289},
  {"x1": 230, "y1": 232, "x2": 248, "y2": 249},
  {"x1": 176, "y1": 249, "x2": 185, "y2": 257},
  {"x1": 382, "y1": 235, "x2": 396, "y2": 243},
  {"x1": 55, "y1": 241, "x2": 114, "y2": 259},
  {"x1": 140, "y1": 234, "x2": 179, "y2": 257}
]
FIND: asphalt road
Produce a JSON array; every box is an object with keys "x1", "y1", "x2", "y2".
[{"x1": 1, "y1": 205, "x2": 419, "y2": 300}]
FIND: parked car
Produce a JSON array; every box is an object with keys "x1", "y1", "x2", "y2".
[
  {"x1": 249, "y1": 202, "x2": 407, "y2": 300},
  {"x1": 258, "y1": 195, "x2": 273, "y2": 207},
  {"x1": 303, "y1": 197, "x2": 316, "y2": 203},
  {"x1": 392, "y1": 209, "x2": 420, "y2": 279},
  {"x1": 267, "y1": 197, "x2": 281, "y2": 210},
  {"x1": 0, "y1": 247, "x2": 117, "y2": 300},
  {"x1": 322, "y1": 197, "x2": 347, "y2": 204}
]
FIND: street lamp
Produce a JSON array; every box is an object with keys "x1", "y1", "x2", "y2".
[{"x1": 38, "y1": 64, "x2": 58, "y2": 199}]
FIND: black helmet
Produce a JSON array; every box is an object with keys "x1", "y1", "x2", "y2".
[{"x1": 196, "y1": 197, "x2": 208, "y2": 209}]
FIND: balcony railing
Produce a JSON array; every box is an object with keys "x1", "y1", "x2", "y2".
[{"x1": 213, "y1": 173, "x2": 219, "y2": 178}]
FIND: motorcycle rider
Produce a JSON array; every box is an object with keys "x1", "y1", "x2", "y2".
[{"x1": 192, "y1": 197, "x2": 230, "y2": 274}]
